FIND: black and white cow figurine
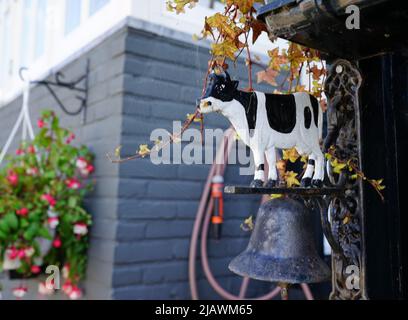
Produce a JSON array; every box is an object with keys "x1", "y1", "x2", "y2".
[{"x1": 198, "y1": 71, "x2": 324, "y2": 188}]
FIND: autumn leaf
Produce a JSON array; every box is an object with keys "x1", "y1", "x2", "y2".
[
  {"x1": 371, "y1": 179, "x2": 386, "y2": 191},
  {"x1": 172, "y1": 136, "x2": 182, "y2": 144},
  {"x1": 203, "y1": 18, "x2": 215, "y2": 39},
  {"x1": 287, "y1": 43, "x2": 307, "y2": 69},
  {"x1": 166, "y1": 0, "x2": 198, "y2": 14},
  {"x1": 114, "y1": 145, "x2": 122, "y2": 158},
  {"x1": 257, "y1": 68, "x2": 278, "y2": 86},
  {"x1": 285, "y1": 171, "x2": 301, "y2": 188},
  {"x1": 268, "y1": 47, "x2": 288, "y2": 72},
  {"x1": 241, "y1": 215, "x2": 254, "y2": 232},
  {"x1": 211, "y1": 39, "x2": 239, "y2": 61},
  {"x1": 250, "y1": 19, "x2": 267, "y2": 44},
  {"x1": 309, "y1": 65, "x2": 326, "y2": 81},
  {"x1": 276, "y1": 160, "x2": 287, "y2": 180},
  {"x1": 138, "y1": 145, "x2": 151, "y2": 158},
  {"x1": 206, "y1": 13, "x2": 243, "y2": 41},
  {"x1": 187, "y1": 113, "x2": 201, "y2": 123},
  {"x1": 228, "y1": 0, "x2": 264, "y2": 14},
  {"x1": 283, "y1": 148, "x2": 300, "y2": 163},
  {"x1": 295, "y1": 85, "x2": 307, "y2": 92},
  {"x1": 330, "y1": 158, "x2": 347, "y2": 174}
]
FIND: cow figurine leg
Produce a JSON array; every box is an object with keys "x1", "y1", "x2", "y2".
[
  {"x1": 249, "y1": 144, "x2": 266, "y2": 188},
  {"x1": 265, "y1": 147, "x2": 278, "y2": 188},
  {"x1": 311, "y1": 148, "x2": 325, "y2": 188},
  {"x1": 301, "y1": 155, "x2": 316, "y2": 187}
]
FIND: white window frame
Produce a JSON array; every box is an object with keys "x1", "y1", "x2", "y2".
[
  {"x1": 0, "y1": 0, "x2": 130, "y2": 107},
  {"x1": 0, "y1": 0, "x2": 287, "y2": 108}
]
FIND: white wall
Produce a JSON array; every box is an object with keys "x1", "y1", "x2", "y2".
[{"x1": 0, "y1": 0, "x2": 285, "y2": 107}]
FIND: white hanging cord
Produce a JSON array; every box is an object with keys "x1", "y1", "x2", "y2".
[{"x1": 0, "y1": 69, "x2": 36, "y2": 165}]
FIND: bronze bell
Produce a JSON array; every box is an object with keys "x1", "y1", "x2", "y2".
[{"x1": 229, "y1": 198, "x2": 331, "y2": 284}]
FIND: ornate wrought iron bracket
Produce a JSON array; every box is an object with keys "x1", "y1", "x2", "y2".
[
  {"x1": 324, "y1": 59, "x2": 366, "y2": 300},
  {"x1": 19, "y1": 59, "x2": 90, "y2": 124}
]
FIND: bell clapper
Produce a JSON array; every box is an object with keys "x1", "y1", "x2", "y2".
[{"x1": 278, "y1": 282, "x2": 290, "y2": 300}]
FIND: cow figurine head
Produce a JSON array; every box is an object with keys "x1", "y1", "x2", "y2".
[
  {"x1": 197, "y1": 70, "x2": 325, "y2": 189},
  {"x1": 198, "y1": 71, "x2": 239, "y2": 114}
]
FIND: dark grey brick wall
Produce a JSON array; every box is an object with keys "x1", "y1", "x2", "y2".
[
  {"x1": 0, "y1": 20, "x2": 277, "y2": 300},
  {"x1": 112, "y1": 26, "x2": 274, "y2": 300}
]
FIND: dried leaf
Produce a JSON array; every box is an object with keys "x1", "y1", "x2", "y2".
[
  {"x1": 211, "y1": 39, "x2": 239, "y2": 61},
  {"x1": 371, "y1": 179, "x2": 386, "y2": 191},
  {"x1": 285, "y1": 171, "x2": 301, "y2": 188},
  {"x1": 331, "y1": 159, "x2": 347, "y2": 174},
  {"x1": 283, "y1": 148, "x2": 300, "y2": 163},
  {"x1": 241, "y1": 215, "x2": 254, "y2": 232},
  {"x1": 309, "y1": 65, "x2": 326, "y2": 81},
  {"x1": 114, "y1": 145, "x2": 122, "y2": 158},
  {"x1": 166, "y1": 0, "x2": 198, "y2": 14},
  {"x1": 138, "y1": 145, "x2": 151, "y2": 158},
  {"x1": 343, "y1": 216, "x2": 351, "y2": 225},
  {"x1": 250, "y1": 19, "x2": 267, "y2": 44},
  {"x1": 228, "y1": 0, "x2": 264, "y2": 14},
  {"x1": 187, "y1": 113, "x2": 201, "y2": 123},
  {"x1": 257, "y1": 68, "x2": 278, "y2": 86}
]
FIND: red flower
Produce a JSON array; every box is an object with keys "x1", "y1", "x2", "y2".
[
  {"x1": 53, "y1": 237, "x2": 62, "y2": 248},
  {"x1": 41, "y1": 194, "x2": 57, "y2": 207},
  {"x1": 27, "y1": 145, "x2": 36, "y2": 154},
  {"x1": 73, "y1": 222, "x2": 88, "y2": 236},
  {"x1": 7, "y1": 171, "x2": 19, "y2": 186},
  {"x1": 76, "y1": 157, "x2": 87, "y2": 170},
  {"x1": 66, "y1": 133, "x2": 76, "y2": 144},
  {"x1": 86, "y1": 164, "x2": 95, "y2": 174},
  {"x1": 62, "y1": 281, "x2": 73, "y2": 295},
  {"x1": 31, "y1": 265, "x2": 41, "y2": 274},
  {"x1": 13, "y1": 286, "x2": 28, "y2": 299},
  {"x1": 62, "y1": 264, "x2": 70, "y2": 279},
  {"x1": 48, "y1": 216, "x2": 59, "y2": 229},
  {"x1": 66, "y1": 178, "x2": 81, "y2": 190},
  {"x1": 68, "y1": 286, "x2": 82, "y2": 300},
  {"x1": 16, "y1": 149, "x2": 24, "y2": 155},
  {"x1": 37, "y1": 119, "x2": 45, "y2": 128},
  {"x1": 18, "y1": 249, "x2": 26, "y2": 259},
  {"x1": 16, "y1": 208, "x2": 29, "y2": 217},
  {"x1": 8, "y1": 247, "x2": 19, "y2": 260},
  {"x1": 26, "y1": 167, "x2": 39, "y2": 176}
]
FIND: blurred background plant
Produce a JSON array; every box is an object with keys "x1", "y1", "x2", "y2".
[{"x1": 0, "y1": 110, "x2": 94, "y2": 299}]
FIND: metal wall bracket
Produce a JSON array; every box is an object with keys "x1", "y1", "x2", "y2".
[
  {"x1": 19, "y1": 59, "x2": 90, "y2": 124},
  {"x1": 324, "y1": 59, "x2": 366, "y2": 300}
]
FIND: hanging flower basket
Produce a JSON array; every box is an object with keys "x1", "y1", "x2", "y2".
[{"x1": 0, "y1": 110, "x2": 94, "y2": 299}]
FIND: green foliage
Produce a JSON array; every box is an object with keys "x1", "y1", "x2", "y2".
[{"x1": 0, "y1": 110, "x2": 94, "y2": 296}]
